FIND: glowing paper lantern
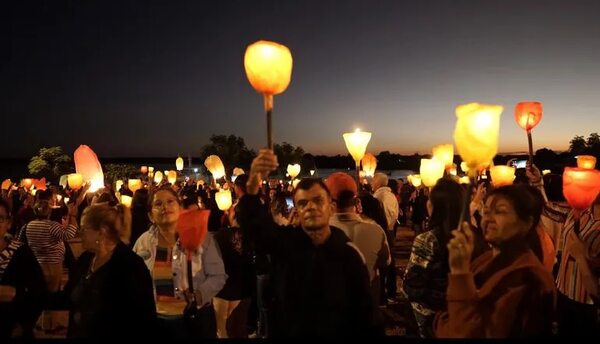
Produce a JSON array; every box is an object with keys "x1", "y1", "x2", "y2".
[
  {"x1": 154, "y1": 171, "x2": 164, "y2": 184},
  {"x1": 74, "y1": 145, "x2": 104, "y2": 192},
  {"x1": 361, "y1": 153, "x2": 377, "y2": 177},
  {"x1": 542, "y1": 169, "x2": 551, "y2": 175},
  {"x1": 310, "y1": 169, "x2": 315, "y2": 176},
  {"x1": 67, "y1": 173, "x2": 83, "y2": 190},
  {"x1": 1, "y1": 179, "x2": 12, "y2": 190},
  {"x1": 515, "y1": 101, "x2": 543, "y2": 163},
  {"x1": 56, "y1": 194, "x2": 63, "y2": 203},
  {"x1": 432, "y1": 144, "x2": 454, "y2": 169},
  {"x1": 148, "y1": 166, "x2": 154, "y2": 173},
  {"x1": 204, "y1": 155, "x2": 226, "y2": 180},
  {"x1": 454, "y1": 103, "x2": 503, "y2": 172},
  {"x1": 244, "y1": 40, "x2": 293, "y2": 149},
  {"x1": 577, "y1": 155, "x2": 597, "y2": 170},
  {"x1": 32, "y1": 178, "x2": 47, "y2": 191},
  {"x1": 128, "y1": 179, "x2": 142, "y2": 193},
  {"x1": 141, "y1": 166, "x2": 148, "y2": 174},
  {"x1": 167, "y1": 171, "x2": 177, "y2": 185},
  {"x1": 562, "y1": 167, "x2": 600, "y2": 211},
  {"x1": 120, "y1": 195, "x2": 133, "y2": 208},
  {"x1": 115, "y1": 180, "x2": 124, "y2": 192},
  {"x1": 176, "y1": 156, "x2": 184, "y2": 171},
  {"x1": 449, "y1": 164, "x2": 458, "y2": 176},
  {"x1": 460, "y1": 161, "x2": 469, "y2": 174},
  {"x1": 176, "y1": 209, "x2": 210, "y2": 256},
  {"x1": 64, "y1": 197, "x2": 70, "y2": 204},
  {"x1": 490, "y1": 166, "x2": 516, "y2": 187},
  {"x1": 420, "y1": 158, "x2": 445, "y2": 188},
  {"x1": 343, "y1": 128, "x2": 372, "y2": 184},
  {"x1": 459, "y1": 176, "x2": 470, "y2": 184},
  {"x1": 287, "y1": 164, "x2": 301, "y2": 179},
  {"x1": 215, "y1": 189, "x2": 233, "y2": 211},
  {"x1": 292, "y1": 179, "x2": 300, "y2": 189},
  {"x1": 22, "y1": 178, "x2": 33, "y2": 190},
  {"x1": 233, "y1": 167, "x2": 245, "y2": 177},
  {"x1": 411, "y1": 175, "x2": 422, "y2": 188}
]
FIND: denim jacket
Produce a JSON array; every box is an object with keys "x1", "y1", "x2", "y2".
[{"x1": 133, "y1": 225, "x2": 227, "y2": 307}]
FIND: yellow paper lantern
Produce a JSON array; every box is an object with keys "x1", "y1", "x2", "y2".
[
  {"x1": 577, "y1": 155, "x2": 597, "y2": 170},
  {"x1": 343, "y1": 129, "x2": 372, "y2": 164},
  {"x1": 361, "y1": 153, "x2": 377, "y2": 177},
  {"x1": 176, "y1": 156, "x2": 184, "y2": 171},
  {"x1": 167, "y1": 171, "x2": 177, "y2": 185},
  {"x1": 490, "y1": 166, "x2": 516, "y2": 187},
  {"x1": 67, "y1": 173, "x2": 83, "y2": 190},
  {"x1": 22, "y1": 178, "x2": 33, "y2": 190},
  {"x1": 287, "y1": 164, "x2": 301, "y2": 179},
  {"x1": 128, "y1": 179, "x2": 142, "y2": 193},
  {"x1": 1, "y1": 179, "x2": 12, "y2": 190},
  {"x1": 64, "y1": 197, "x2": 70, "y2": 204},
  {"x1": 120, "y1": 195, "x2": 133, "y2": 208},
  {"x1": 459, "y1": 176, "x2": 470, "y2": 184},
  {"x1": 411, "y1": 175, "x2": 422, "y2": 188},
  {"x1": 542, "y1": 169, "x2": 551, "y2": 175},
  {"x1": 148, "y1": 166, "x2": 154, "y2": 173},
  {"x1": 233, "y1": 167, "x2": 245, "y2": 176},
  {"x1": 420, "y1": 158, "x2": 445, "y2": 187},
  {"x1": 215, "y1": 189, "x2": 233, "y2": 211},
  {"x1": 454, "y1": 103, "x2": 503, "y2": 171},
  {"x1": 432, "y1": 144, "x2": 454, "y2": 169},
  {"x1": 310, "y1": 169, "x2": 315, "y2": 176},
  {"x1": 449, "y1": 164, "x2": 458, "y2": 176},
  {"x1": 292, "y1": 179, "x2": 300, "y2": 189},
  {"x1": 204, "y1": 155, "x2": 226, "y2": 180},
  {"x1": 115, "y1": 180, "x2": 124, "y2": 192},
  {"x1": 460, "y1": 161, "x2": 469, "y2": 174},
  {"x1": 153, "y1": 171, "x2": 164, "y2": 184},
  {"x1": 244, "y1": 40, "x2": 293, "y2": 97}
]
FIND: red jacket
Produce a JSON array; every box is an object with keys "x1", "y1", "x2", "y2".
[{"x1": 435, "y1": 249, "x2": 556, "y2": 338}]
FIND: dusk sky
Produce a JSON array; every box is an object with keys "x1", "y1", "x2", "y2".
[{"x1": 3, "y1": 0, "x2": 600, "y2": 158}]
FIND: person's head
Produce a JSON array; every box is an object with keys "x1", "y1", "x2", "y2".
[
  {"x1": 0, "y1": 200, "x2": 12, "y2": 238},
  {"x1": 388, "y1": 179, "x2": 399, "y2": 196},
  {"x1": 482, "y1": 184, "x2": 543, "y2": 259},
  {"x1": 182, "y1": 190, "x2": 199, "y2": 210},
  {"x1": 358, "y1": 193, "x2": 388, "y2": 230},
  {"x1": 80, "y1": 204, "x2": 132, "y2": 251},
  {"x1": 33, "y1": 200, "x2": 52, "y2": 220},
  {"x1": 234, "y1": 174, "x2": 249, "y2": 199},
  {"x1": 372, "y1": 173, "x2": 388, "y2": 191},
  {"x1": 427, "y1": 178, "x2": 464, "y2": 238},
  {"x1": 293, "y1": 178, "x2": 334, "y2": 231},
  {"x1": 148, "y1": 187, "x2": 181, "y2": 229},
  {"x1": 324, "y1": 172, "x2": 358, "y2": 212}
]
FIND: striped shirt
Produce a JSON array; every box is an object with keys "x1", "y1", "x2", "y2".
[
  {"x1": 24, "y1": 219, "x2": 77, "y2": 264},
  {"x1": 555, "y1": 208, "x2": 600, "y2": 304}
]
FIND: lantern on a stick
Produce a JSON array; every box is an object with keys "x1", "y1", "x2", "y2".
[
  {"x1": 454, "y1": 102, "x2": 503, "y2": 224},
  {"x1": 361, "y1": 153, "x2": 377, "y2": 178},
  {"x1": 411, "y1": 175, "x2": 422, "y2": 188},
  {"x1": 176, "y1": 156, "x2": 184, "y2": 171},
  {"x1": 420, "y1": 158, "x2": 445, "y2": 188},
  {"x1": 67, "y1": 174, "x2": 83, "y2": 190},
  {"x1": 577, "y1": 155, "x2": 596, "y2": 170},
  {"x1": 287, "y1": 164, "x2": 301, "y2": 180},
  {"x1": 204, "y1": 155, "x2": 226, "y2": 180},
  {"x1": 490, "y1": 166, "x2": 516, "y2": 187},
  {"x1": 244, "y1": 40, "x2": 293, "y2": 150},
  {"x1": 432, "y1": 144, "x2": 454, "y2": 171},
  {"x1": 128, "y1": 179, "x2": 142, "y2": 194},
  {"x1": 215, "y1": 189, "x2": 233, "y2": 211},
  {"x1": 120, "y1": 195, "x2": 133, "y2": 208},
  {"x1": 563, "y1": 167, "x2": 600, "y2": 234},
  {"x1": 343, "y1": 128, "x2": 372, "y2": 185},
  {"x1": 167, "y1": 171, "x2": 177, "y2": 185},
  {"x1": 514, "y1": 101, "x2": 543, "y2": 164}
]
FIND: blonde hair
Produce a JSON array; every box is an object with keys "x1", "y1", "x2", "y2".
[{"x1": 82, "y1": 204, "x2": 132, "y2": 245}]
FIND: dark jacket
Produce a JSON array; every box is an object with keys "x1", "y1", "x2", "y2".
[
  {"x1": 237, "y1": 195, "x2": 376, "y2": 338},
  {"x1": 0, "y1": 240, "x2": 47, "y2": 339},
  {"x1": 64, "y1": 242, "x2": 157, "y2": 338}
]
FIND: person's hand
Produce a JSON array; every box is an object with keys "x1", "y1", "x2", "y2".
[
  {"x1": 247, "y1": 149, "x2": 278, "y2": 195},
  {"x1": 470, "y1": 183, "x2": 486, "y2": 216},
  {"x1": 0, "y1": 285, "x2": 17, "y2": 302},
  {"x1": 448, "y1": 222, "x2": 475, "y2": 275},
  {"x1": 183, "y1": 289, "x2": 202, "y2": 305},
  {"x1": 567, "y1": 230, "x2": 588, "y2": 260},
  {"x1": 526, "y1": 164, "x2": 543, "y2": 186}
]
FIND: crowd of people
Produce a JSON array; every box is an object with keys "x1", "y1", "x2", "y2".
[{"x1": 0, "y1": 150, "x2": 598, "y2": 338}]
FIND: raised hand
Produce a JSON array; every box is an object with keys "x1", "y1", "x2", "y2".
[
  {"x1": 247, "y1": 149, "x2": 279, "y2": 195},
  {"x1": 447, "y1": 222, "x2": 475, "y2": 275}
]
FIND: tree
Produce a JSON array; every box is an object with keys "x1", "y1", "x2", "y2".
[
  {"x1": 274, "y1": 142, "x2": 305, "y2": 174},
  {"x1": 104, "y1": 164, "x2": 140, "y2": 183},
  {"x1": 569, "y1": 135, "x2": 587, "y2": 155},
  {"x1": 199, "y1": 135, "x2": 256, "y2": 174},
  {"x1": 28, "y1": 146, "x2": 73, "y2": 182},
  {"x1": 586, "y1": 132, "x2": 600, "y2": 154}
]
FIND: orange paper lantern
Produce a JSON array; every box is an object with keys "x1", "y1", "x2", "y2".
[
  {"x1": 361, "y1": 153, "x2": 377, "y2": 177},
  {"x1": 1, "y1": 179, "x2": 12, "y2": 191},
  {"x1": 244, "y1": 40, "x2": 293, "y2": 97},
  {"x1": 22, "y1": 178, "x2": 33, "y2": 190},
  {"x1": 176, "y1": 209, "x2": 210, "y2": 254},
  {"x1": 577, "y1": 155, "x2": 597, "y2": 170},
  {"x1": 74, "y1": 145, "x2": 104, "y2": 192},
  {"x1": 562, "y1": 167, "x2": 600, "y2": 211},
  {"x1": 490, "y1": 166, "x2": 516, "y2": 187},
  {"x1": 167, "y1": 170, "x2": 177, "y2": 185},
  {"x1": 67, "y1": 173, "x2": 83, "y2": 190},
  {"x1": 204, "y1": 155, "x2": 225, "y2": 180},
  {"x1": 32, "y1": 177, "x2": 47, "y2": 191},
  {"x1": 514, "y1": 101, "x2": 543, "y2": 132},
  {"x1": 141, "y1": 166, "x2": 148, "y2": 174}
]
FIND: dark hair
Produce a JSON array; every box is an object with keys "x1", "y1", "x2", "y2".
[
  {"x1": 0, "y1": 199, "x2": 10, "y2": 216},
  {"x1": 387, "y1": 179, "x2": 399, "y2": 196},
  {"x1": 429, "y1": 178, "x2": 464, "y2": 249},
  {"x1": 182, "y1": 190, "x2": 199, "y2": 208},
  {"x1": 292, "y1": 178, "x2": 331, "y2": 200},
  {"x1": 336, "y1": 190, "x2": 357, "y2": 209},
  {"x1": 147, "y1": 186, "x2": 180, "y2": 212},
  {"x1": 486, "y1": 184, "x2": 544, "y2": 261},
  {"x1": 33, "y1": 200, "x2": 52, "y2": 219},
  {"x1": 234, "y1": 174, "x2": 249, "y2": 195},
  {"x1": 82, "y1": 204, "x2": 132, "y2": 244},
  {"x1": 358, "y1": 193, "x2": 388, "y2": 231}
]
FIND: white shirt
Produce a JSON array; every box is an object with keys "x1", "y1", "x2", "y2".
[{"x1": 373, "y1": 186, "x2": 400, "y2": 232}]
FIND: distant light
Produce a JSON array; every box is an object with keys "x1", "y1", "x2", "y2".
[{"x1": 193, "y1": 168, "x2": 198, "y2": 173}]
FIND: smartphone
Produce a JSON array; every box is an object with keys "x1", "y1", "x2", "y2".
[
  {"x1": 285, "y1": 197, "x2": 294, "y2": 211},
  {"x1": 511, "y1": 159, "x2": 528, "y2": 169}
]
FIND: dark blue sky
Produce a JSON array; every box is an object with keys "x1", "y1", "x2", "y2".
[{"x1": 3, "y1": 0, "x2": 600, "y2": 158}]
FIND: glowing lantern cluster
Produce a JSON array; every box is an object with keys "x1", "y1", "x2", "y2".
[
  {"x1": 420, "y1": 158, "x2": 445, "y2": 188},
  {"x1": 490, "y1": 166, "x2": 516, "y2": 187},
  {"x1": 361, "y1": 153, "x2": 377, "y2": 177},
  {"x1": 204, "y1": 155, "x2": 226, "y2": 180}
]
